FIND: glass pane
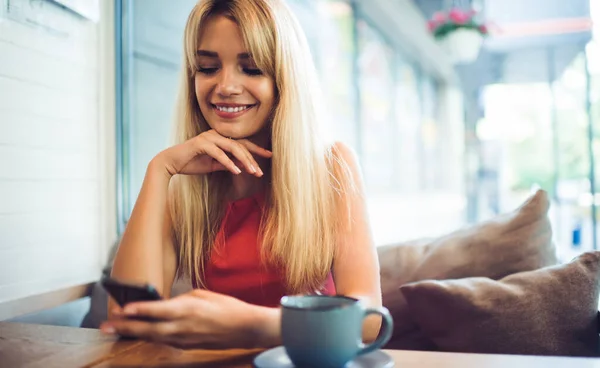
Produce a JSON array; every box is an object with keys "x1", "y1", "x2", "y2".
[
  {"x1": 419, "y1": 75, "x2": 441, "y2": 190},
  {"x1": 357, "y1": 19, "x2": 395, "y2": 191},
  {"x1": 287, "y1": 0, "x2": 358, "y2": 151},
  {"x1": 119, "y1": 0, "x2": 197, "y2": 219},
  {"x1": 285, "y1": 0, "x2": 321, "y2": 65},
  {"x1": 393, "y1": 57, "x2": 422, "y2": 191},
  {"x1": 480, "y1": 83, "x2": 555, "y2": 219},
  {"x1": 316, "y1": 1, "x2": 358, "y2": 150},
  {"x1": 553, "y1": 52, "x2": 592, "y2": 260}
]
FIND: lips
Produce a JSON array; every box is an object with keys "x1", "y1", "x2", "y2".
[{"x1": 211, "y1": 103, "x2": 256, "y2": 119}]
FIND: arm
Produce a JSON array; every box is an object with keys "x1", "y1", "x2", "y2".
[
  {"x1": 108, "y1": 158, "x2": 178, "y2": 319},
  {"x1": 101, "y1": 142, "x2": 379, "y2": 349},
  {"x1": 248, "y1": 142, "x2": 382, "y2": 345},
  {"x1": 329, "y1": 142, "x2": 382, "y2": 341},
  {"x1": 108, "y1": 132, "x2": 272, "y2": 319}
]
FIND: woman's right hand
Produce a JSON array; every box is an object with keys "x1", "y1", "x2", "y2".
[{"x1": 154, "y1": 130, "x2": 272, "y2": 178}]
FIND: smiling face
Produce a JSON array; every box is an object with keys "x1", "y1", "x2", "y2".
[{"x1": 194, "y1": 15, "x2": 276, "y2": 140}]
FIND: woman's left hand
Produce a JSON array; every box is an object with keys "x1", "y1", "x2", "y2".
[{"x1": 100, "y1": 289, "x2": 261, "y2": 349}]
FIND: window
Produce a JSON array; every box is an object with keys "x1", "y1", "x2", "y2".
[
  {"x1": 356, "y1": 19, "x2": 395, "y2": 191},
  {"x1": 286, "y1": 0, "x2": 359, "y2": 151},
  {"x1": 116, "y1": 0, "x2": 196, "y2": 231},
  {"x1": 419, "y1": 74, "x2": 441, "y2": 190},
  {"x1": 393, "y1": 57, "x2": 422, "y2": 191},
  {"x1": 315, "y1": 0, "x2": 359, "y2": 151}
]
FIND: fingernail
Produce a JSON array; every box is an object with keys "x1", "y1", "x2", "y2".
[
  {"x1": 123, "y1": 306, "x2": 137, "y2": 315},
  {"x1": 250, "y1": 165, "x2": 257, "y2": 173},
  {"x1": 234, "y1": 166, "x2": 242, "y2": 174},
  {"x1": 258, "y1": 168, "x2": 264, "y2": 176},
  {"x1": 101, "y1": 325, "x2": 116, "y2": 334}
]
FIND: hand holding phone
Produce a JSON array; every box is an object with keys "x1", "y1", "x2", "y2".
[{"x1": 101, "y1": 276, "x2": 163, "y2": 322}]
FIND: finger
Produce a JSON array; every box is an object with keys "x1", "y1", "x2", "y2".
[
  {"x1": 101, "y1": 319, "x2": 179, "y2": 340},
  {"x1": 237, "y1": 140, "x2": 273, "y2": 158},
  {"x1": 122, "y1": 298, "x2": 192, "y2": 320},
  {"x1": 236, "y1": 142, "x2": 263, "y2": 177},
  {"x1": 211, "y1": 135, "x2": 258, "y2": 175},
  {"x1": 210, "y1": 160, "x2": 228, "y2": 172},
  {"x1": 109, "y1": 306, "x2": 127, "y2": 319},
  {"x1": 189, "y1": 288, "x2": 217, "y2": 298},
  {"x1": 231, "y1": 141, "x2": 262, "y2": 177},
  {"x1": 203, "y1": 144, "x2": 242, "y2": 175}
]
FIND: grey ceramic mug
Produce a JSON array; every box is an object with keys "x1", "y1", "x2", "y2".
[{"x1": 280, "y1": 295, "x2": 393, "y2": 368}]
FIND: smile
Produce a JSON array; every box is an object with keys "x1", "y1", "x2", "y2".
[
  {"x1": 214, "y1": 105, "x2": 251, "y2": 113},
  {"x1": 211, "y1": 103, "x2": 256, "y2": 118}
]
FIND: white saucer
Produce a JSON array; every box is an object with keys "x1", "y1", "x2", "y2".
[{"x1": 253, "y1": 346, "x2": 394, "y2": 368}]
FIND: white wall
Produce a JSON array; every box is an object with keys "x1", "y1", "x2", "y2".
[{"x1": 0, "y1": 0, "x2": 115, "y2": 304}]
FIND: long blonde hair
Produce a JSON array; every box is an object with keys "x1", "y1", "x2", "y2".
[{"x1": 170, "y1": 0, "x2": 353, "y2": 294}]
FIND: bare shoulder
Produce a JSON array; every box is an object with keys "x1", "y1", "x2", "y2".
[
  {"x1": 329, "y1": 141, "x2": 363, "y2": 177},
  {"x1": 328, "y1": 141, "x2": 365, "y2": 193},
  {"x1": 330, "y1": 141, "x2": 359, "y2": 167}
]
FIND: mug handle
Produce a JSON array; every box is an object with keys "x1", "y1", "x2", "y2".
[{"x1": 358, "y1": 306, "x2": 394, "y2": 355}]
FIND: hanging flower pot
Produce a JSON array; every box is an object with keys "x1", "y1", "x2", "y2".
[
  {"x1": 438, "y1": 28, "x2": 484, "y2": 63},
  {"x1": 428, "y1": 8, "x2": 489, "y2": 64}
]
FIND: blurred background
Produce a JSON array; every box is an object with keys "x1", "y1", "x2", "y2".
[
  {"x1": 111, "y1": 0, "x2": 600, "y2": 257},
  {"x1": 0, "y1": 0, "x2": 598, "y2": 320}
]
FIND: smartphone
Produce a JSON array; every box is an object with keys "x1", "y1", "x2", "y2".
[{"x1": 101, "y1": 276, "x2": 163, "y2": 308}]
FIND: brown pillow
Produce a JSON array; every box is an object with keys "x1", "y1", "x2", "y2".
[
  {"x1": 379, "y1": 189, "x2": 557, "y2": 349},
  {"x1": 400, "y1": 251, "x2": 600, "y2": 357}
]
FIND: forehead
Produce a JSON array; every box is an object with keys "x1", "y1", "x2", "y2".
[{"x1": 198, "y1": 15, "x2": 246, "y2": 52}]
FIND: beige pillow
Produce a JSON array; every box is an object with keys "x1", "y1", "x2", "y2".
[
  {"x1": 378, "y1": 189, "x2": 557, "y2": 349},
  {"x1": 400, "y1": 251, "x2": 600, "y2": 357}
]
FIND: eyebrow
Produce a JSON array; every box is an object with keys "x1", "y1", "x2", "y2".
[{"x1": 196, "y1": 50, "x2": 251, "y2": 59}]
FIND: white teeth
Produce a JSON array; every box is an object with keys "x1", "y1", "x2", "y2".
[{"x1": 216, "y1": 105, "x2": 250, "y2": 113}]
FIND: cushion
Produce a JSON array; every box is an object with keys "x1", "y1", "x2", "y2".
[
  {"x1": 378, "y1": 189, "x2": 557, "y2": 349},
  {"x1": 80, "y1": 239, "x2": 119, "y2": 329},
  {"x1": 400, "y1": 251, "x2": 600, "y2": 357}
]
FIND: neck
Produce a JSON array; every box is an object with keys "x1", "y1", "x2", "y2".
[
  {"x1": 229, "y1": 129, "x2": 271, "y2": 201},
  {"x1": 249, "y1": 127, "x2": 271, "y2": 151},
  {"x1": 230, "y1": 172, "x2": 266, "y2": 201}
]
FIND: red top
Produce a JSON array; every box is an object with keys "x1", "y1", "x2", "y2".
[{"x1": 202, "y1": 191, "x2": 336, "y2": 307}]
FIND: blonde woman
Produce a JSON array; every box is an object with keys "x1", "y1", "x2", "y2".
[{"x1": 101, "y1": 0, "x2": 382, "y2": 349}]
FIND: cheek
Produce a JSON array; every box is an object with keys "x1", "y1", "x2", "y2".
[
  {"x1": 194, "y1": 77, "x2": 207, "y2": 106},
  {"x1": 254, "y1": 80, "x2": 275, "y2": 108}
]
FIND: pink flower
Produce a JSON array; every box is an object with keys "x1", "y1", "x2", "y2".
[
  {"x1": 427, "y1": 20, "x2": 437, "y2": 32},
  {"x1": 432, "y1": 11, "x2": 446, "y2": 23},
  {"x1": 449, "y1": 9, "x2": 470, "y2": 24},
  {"x1": 479, "y1": 24, "x2": 488, "y2": 34}
]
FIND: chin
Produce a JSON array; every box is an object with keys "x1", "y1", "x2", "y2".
[
  {"x1": 209, "y1": 121, "x2": 264, "y2": 140},
  {"x1": 210, "y1": 124, "x2": 250, "y2": 139}
]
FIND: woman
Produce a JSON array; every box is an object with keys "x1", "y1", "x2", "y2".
[{"x1": 101, "y1": 0, "x2": 382, "y2": 349}]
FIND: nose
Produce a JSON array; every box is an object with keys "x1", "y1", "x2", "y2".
[{"x1": 215, "y1": 68, "x2": 242, "y2": 97}]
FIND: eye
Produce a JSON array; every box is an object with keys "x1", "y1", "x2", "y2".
[
  {"x1": 243, "y1": 68, "x2": 263, "y2": 76},
  {"x1": 197, "y1": 67, "x2": 218, "y2": 75}
]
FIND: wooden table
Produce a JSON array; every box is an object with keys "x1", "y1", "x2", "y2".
[{"x1": 1, "y1": 322, "x2": 600, "y2": 367}]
